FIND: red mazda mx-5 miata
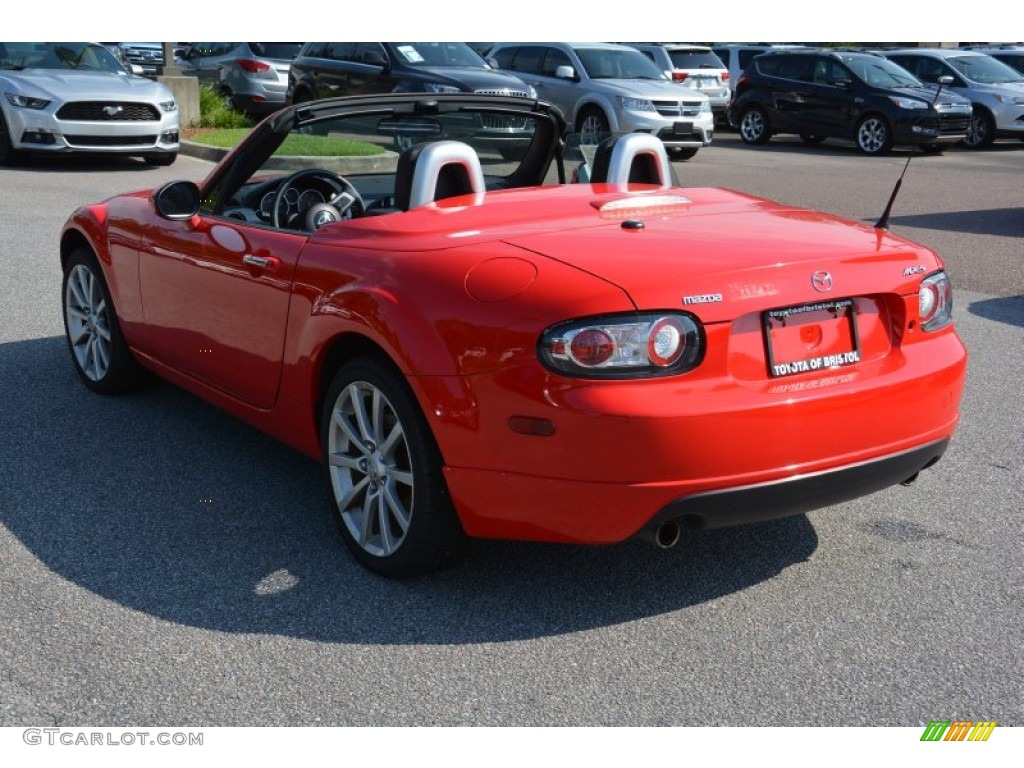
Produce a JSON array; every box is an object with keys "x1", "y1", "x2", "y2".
[{"x1": 60, "y1": 94, "x2": 967, "y2": 576}]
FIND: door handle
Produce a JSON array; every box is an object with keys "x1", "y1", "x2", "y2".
[{"x1": 242, "y1": 254, "x2": 280, "y2": 271}]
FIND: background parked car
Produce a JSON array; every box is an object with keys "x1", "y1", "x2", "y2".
[
  {"x1": 489, "y1": 41, "x2": 713, "y2": 159},
  {"x1": 624, "y1": 43, "x2": 731, "y2": 124},
  {"x1": 711, "y1": 44, "x2": 794, "y2": 97},
  {"x1": 728, "y1": 48, "x2": 972, "y2": 154},
  {"x1": 175, "y1": 42, "x2": 303, "y2": 116},
  {"x1": 116, "y1": 42, "x2": 164, "y2": 76},
  {"x1": 880, "y1": 48, "x2": 1024, "y2": 147},
  {"x1": 0, "y1": 41, "x2": 179, "y2": 166},
  {"x1": 960, "y1": 44, "x2": 1024, "y2": 75},
  {"x1": 287, "y1": 42, "x2": 535, "y2": 104}
]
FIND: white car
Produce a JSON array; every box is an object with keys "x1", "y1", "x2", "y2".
[
  {"x1": 489, "y1": 42, "x2": 713, "y2": 159},
  {"x1": 0, "y1": 41, "x2": 179, "y2": 165},
  {"x1": 625, "y1": 43, "x2": 731, "y2": 123}
]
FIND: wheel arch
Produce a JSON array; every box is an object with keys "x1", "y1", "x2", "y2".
[{"x1": 573, "y1": 97, "x2": 618, "y2": 133}]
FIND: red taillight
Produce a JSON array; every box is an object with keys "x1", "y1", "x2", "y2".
[
  {"x1": 722, "y1": 72, "x2": 730, "y2": 82},
  {"x1": 672, "y1": 72, "x2": 688, "y2": 82},
  {"x1": 236, "y1": 59, "x2": 271, "y2": 73},
  {"x1": 570, "y1": 329, "x2": 615, "y2": 366}
]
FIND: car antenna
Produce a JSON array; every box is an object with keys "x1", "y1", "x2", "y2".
[{"x1": 874, "y1": 75, "x2": 951, "y2": 231}]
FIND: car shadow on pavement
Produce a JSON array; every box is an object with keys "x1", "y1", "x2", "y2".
[
  {"x1": 967, "y1": 295, "x2": 1024, "y2": 329},
  {"x1": 888, "y1": 208, "x2": 1024, "y2": 238},
  {"x1": 0, "y1": 336, "x2": 818, "y2": 646},
  {"x1": 4, "y1": 155, "x2": 168, "y2": 174}
]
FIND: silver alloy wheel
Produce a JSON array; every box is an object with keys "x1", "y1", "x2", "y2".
[
  {"x1": 857, "y1": 117, "x2": 888, "y2": 154},
  {"x1": 740, "y1": 109, "x2": 765, "y2": 142},
  {"x1": 64, "y1": 263, "x2": 112, "y2": 382},
  {"x1": 579, "y1": 112, "x2": 606, "y2": 145},
  {"x1": 964, "y1": 112, "x2": 991, "y2": 147},
  {"x1": 327, "y1": 380, "x2": 414, "y2": 558}
]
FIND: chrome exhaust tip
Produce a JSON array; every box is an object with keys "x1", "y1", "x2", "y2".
[{"x1": 653, "y1": 519, "x2": 681, "y2": 549}]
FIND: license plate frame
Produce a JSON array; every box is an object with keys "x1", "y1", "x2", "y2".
[{"x1": 762, "y1": 298, "x2": 861, "y2": 378}]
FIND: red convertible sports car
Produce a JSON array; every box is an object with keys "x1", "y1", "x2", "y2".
[{"x1": 60, "y1": 94, "x2": 967, "y2": 577}]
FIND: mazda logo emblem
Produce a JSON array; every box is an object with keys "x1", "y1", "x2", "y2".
[{"x1": 811, "y1": 270, "x2": 833, "y2": 293}]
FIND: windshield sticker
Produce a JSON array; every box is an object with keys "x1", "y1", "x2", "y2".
[{"x1": 397, "y1": 46, "x2": 424, "y2": 63}]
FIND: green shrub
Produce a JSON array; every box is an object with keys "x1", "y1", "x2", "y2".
[{"x1": 195, "y1": 85, "x2": 253, "y2": 129}]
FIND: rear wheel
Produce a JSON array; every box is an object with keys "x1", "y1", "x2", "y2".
[
  {"x1": 856, "y1": 115, "x2": 893, "y2": 155},
  {"x1": 62, "y1": 248, "x2": 146, "y2": 394},
  {"x1": 321, "y1": 358, "x2": 465, "y2": 577},
  {"x1": 738, "y1": 106, "x2": 771, "y2": 144}
]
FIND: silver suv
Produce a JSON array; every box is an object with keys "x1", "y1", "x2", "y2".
[
  {"x1": 881, "y1": 48, "x2": 1024, "y2": 147},
  {"x1": 489, "y1": 42, "x2": 713, "y2": 159},
  {"x1": 625, "y1": 43, "x2": 730, "y2": 123}
]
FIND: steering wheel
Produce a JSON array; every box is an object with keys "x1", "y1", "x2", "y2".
[{"x1": 271, "y1": 168, "x2": 365, "y2": 231}]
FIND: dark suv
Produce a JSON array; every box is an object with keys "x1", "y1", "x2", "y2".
[
  {"x1": 287, "y1": 42, "x2": 535, "y2": 104},
  {"x1": 728, "y1": 49, "x2": 972, "y2": 154}
]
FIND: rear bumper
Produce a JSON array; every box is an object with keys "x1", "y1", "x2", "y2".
[{"x1": 641, "y1": 438, "x2": 948, "y2": 535}]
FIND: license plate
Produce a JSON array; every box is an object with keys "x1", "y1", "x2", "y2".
[
  {"x1": 673, "y1": 121, "x2": 693, "y2": 135},
  {"x1": 763, "y1": 298, "x2": 861, "y2": 378}
]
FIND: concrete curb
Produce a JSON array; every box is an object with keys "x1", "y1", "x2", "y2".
[{"x1": 180, "y1": 140, "x2": 398, "y2": 173}]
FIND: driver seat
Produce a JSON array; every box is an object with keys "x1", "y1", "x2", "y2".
[{"x1": 394, "y1": 141, "x2": 486, "y2": 211}]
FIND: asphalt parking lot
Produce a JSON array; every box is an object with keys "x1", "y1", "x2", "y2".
[{"x1": 0, "y1": 133, "x2": 1021, "y2": 727}]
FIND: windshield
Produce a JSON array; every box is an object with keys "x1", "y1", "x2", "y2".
[
  {"x1": 668, "y1": 51, "x2": 726, "y2": 70},
  {"x1": 247, "y1": 43, "x2": 303, "y2": 60},
  {"x1": 575, "y1": 48, "x2": 667, "y2": 80},
  {"x1": 843, "y1": 56, "x2": 922, "y2": 87},
  {"x1": 388, "y1": 42, "x2": 486, "y2": 68},
  {"x1": 946, "y1": 54, "x2": 1024, "y2": 84},
  {"x1": 0, "y1": 42, "x2": 126, "y2": 72}
]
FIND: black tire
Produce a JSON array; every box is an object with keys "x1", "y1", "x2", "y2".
[
  {"x1": 963, "y1": 109, "x2": 995, "y2": 149},
  {"x1": 800, "y1": 134, "x2": 826, "y2": 145},
  {"x1": 62, "y1": 247, "x2": 146, "y2": 395},
  {"x1": 855, "y1": 115, "x2": 893, "y2": 155},
  {"x1": 667, "y1": 147, "x2": 699, "y2": 160},
  {"x1": 320, "y1": 358, "x2": 465, "y2": 577},
  {"x1": 0, "y1": 111, "x2": 21, "y2": 166},
  {"x1": 576, "y1": 107, "x2": 609, "y2": 145},
  {"x1": 738, "y1": 105, "x2": 771, "y2": 144},
  {"x1": 143, "y1": 152, "x2": 177, "y2": 167}
]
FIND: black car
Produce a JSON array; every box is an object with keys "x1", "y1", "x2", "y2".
[
  {"x1": 287, "y1": 42, "x2": 535, "y2": 104},
  {"x1": 727, "y1": 49, "x2": 973, "y2": 154}
]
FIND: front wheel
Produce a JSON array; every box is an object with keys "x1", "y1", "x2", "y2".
[
  {"x1": 738, "y1": 106, "x2": 771, "y2": 144},
  {"x1": 321, "y1": 358, "x2": 465, "y2": 577},
  {"x1": 577, "y1": 108, "x2": 609, "y2": 145},
  {"x1": 667, "y1": 147, "x2": 699, "y2": 160},
  {"x1": 0, "y1": 111, "x2": 21, "y2": 166},
  {"x1": 856, "y1": 115, "x2": 892, "y2": 155},
  {"x1": 962, "y1": 109, "x2": 995, "y2": 148},
  {"x1": 62, "y1": 248, "x2": 146, "y2": 394},
  {"x1": 143, "y1": 152, "x2": 177, "y2": 166}
]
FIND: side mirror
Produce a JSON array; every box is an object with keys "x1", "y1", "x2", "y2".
[
  {"x1": 153, "y1": 180, "x2": 201, "y2": 220},
  {"x1": 937, "y1": 75, "x2": 954, "y2": 85},
  {"x1": 832, "y1": 78, "x2": 852, "y2": 88},
  {"x1": 363, "y1": 50, "x2": 388, "y2": 69},
  {"x1": 128, "y1": 63, "x2": 144, "y2": 76},
  {"x1": 555, "y1": 65, "x2": 576, "y2": 81},
  {"x1": 486, "y1": 56, "x2": 499, "y2": 69}
]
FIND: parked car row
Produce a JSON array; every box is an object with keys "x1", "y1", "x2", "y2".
[{"x1": 3, "y1": 41, "x2": 1022, "y2": 168}]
